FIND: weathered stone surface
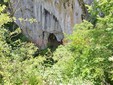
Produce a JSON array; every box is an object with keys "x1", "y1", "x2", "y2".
[
  {"x1": 84, "y1": 0, "x2": 93, "y2": 5},
  {"x1": 10, "y1": 0, "x2": 92, "y2": 49}
]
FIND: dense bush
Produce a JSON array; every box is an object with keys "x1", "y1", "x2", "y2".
[
  {"x1": 68, "y1": 21, "x2": 113, "y2": 84},
  {"x1": 67, "y1": 0, "x2": 113, "y2": 84}
]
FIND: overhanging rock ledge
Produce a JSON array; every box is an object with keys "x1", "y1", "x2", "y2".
[{"x1": 10, "y1": 0, "x2": 92, "y2": 49}]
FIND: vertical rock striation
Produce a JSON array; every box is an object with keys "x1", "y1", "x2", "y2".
[{"x1": 10, "y1": 0, "x2": 90, "y2": 49}]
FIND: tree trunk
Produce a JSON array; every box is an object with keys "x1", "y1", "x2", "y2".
[{"x1": 10, "y1": 0, "x2": 92, "y2": 49}]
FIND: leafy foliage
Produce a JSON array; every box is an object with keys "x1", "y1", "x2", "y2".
[
  {"x1": 1, "y1": 0, "x2": 113, "y2": 85},
  {"x1": 67, "y1": 0, "x2": 113, "y2": 84}
]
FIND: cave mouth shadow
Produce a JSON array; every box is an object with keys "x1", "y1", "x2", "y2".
[
  {"x1": 47, "y1": 33, "x2": 63, "y2": 52},
  {"x1": 33, "y1": 33, "x2": 63, "y2": 57}
]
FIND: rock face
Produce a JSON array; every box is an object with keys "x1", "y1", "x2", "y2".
[{"x1": 10, "y1": 0, "x2": 91, "y2": 49}]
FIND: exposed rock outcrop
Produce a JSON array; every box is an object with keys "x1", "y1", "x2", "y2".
[{"x1": 10, "y1": 0, "x2": 92, "y2": 49}]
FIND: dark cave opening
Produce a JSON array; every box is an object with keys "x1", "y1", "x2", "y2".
[{"x1": 48, "y1": 33, "x2": 62, "y2": 49}]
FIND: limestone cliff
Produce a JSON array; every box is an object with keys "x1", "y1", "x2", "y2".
[{"x1": 10, "y1": 0, "x2": 92, "y2": 49}]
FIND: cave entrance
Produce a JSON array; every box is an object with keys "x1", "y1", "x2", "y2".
[{"x1": 48, "y1": 33, "x2": 62, "y2": 49}]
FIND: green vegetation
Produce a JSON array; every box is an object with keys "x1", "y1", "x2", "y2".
[{"x1": 0, "y1": 0, "x2": 113, "y2": 85}]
